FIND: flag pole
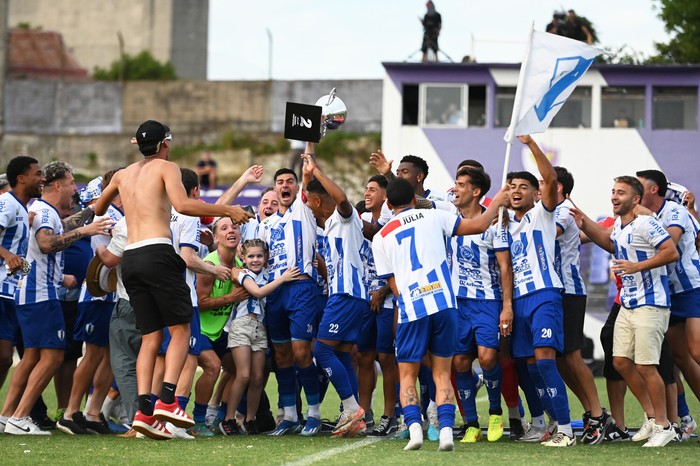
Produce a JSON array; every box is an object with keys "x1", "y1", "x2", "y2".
[{"x1": 498, "y1": 22, "x2": 535, "y2": 229}]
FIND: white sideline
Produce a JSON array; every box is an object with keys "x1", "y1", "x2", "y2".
[{"x1": 282, "y1": 436, "x2": 383, "y2": 466}]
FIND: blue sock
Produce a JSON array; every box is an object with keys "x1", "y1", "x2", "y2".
[
  {"x1": 437, "y1": 403, "x2": 456, "y2": 429},
  {"x1": 678, "y1": 391, "x2": 690, "y2": 418},
  {"x1": 519, "y1": 397, "x2": 525, "y2": 418},
  {"x1": 150, "y1": 393, "x2": 159, "y2": 410},
  {"x1": 526, "y1": 363, "x2": 554, "y2": 419},
  {"x1": 313, "y1": 341, "x2": 353, "y2": 400},
  {"x1": 536, "y1": 359, "x2": 570, "y2": 425},
  {"x1": 418, "y1": 365, "x2": 432, "y2": 416},
  {"x1": 483, "y1": 364, "x2": 503, "y2": 415},
  {"x1": 317, "y1": 364, "x2": 330, "y2": 403},
  {"x1": 176, "y1": 395, "x2": 189, "y2": 411},
  {"x1": 298, "y1": 363, "x2": 321, "y2": 407},
  {"x1": 455, "y1": 370, "x2": 478, "y2": 423},
  {"x1": 193, "y1": 402, "x2": 207, "y2": 424},
  {"x1": 514, "y1": 361, "x2": 543, "y2": 418},
  {"x1": 403, "y1": 404, "x2": 422, "y2": 428},
  {"x1": 217, "y1": 402, "x2": 227, "y2": 421},
  {"x1": 336, "y1": 351, "x2": 358, "y2": 400},
  {"x1": 237, "y1": 393, "x2": 248, "y2": 417},
  {"x1": 276, "y1": 366, "x2": 297, "y2": 408},
  {"x1": 111, "y1": 379, "x2": 119, "y2": 390}
]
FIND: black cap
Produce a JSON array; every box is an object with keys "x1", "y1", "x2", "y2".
[{"x1": 135, "y1": 120, "x2": 170, "y2": 156}]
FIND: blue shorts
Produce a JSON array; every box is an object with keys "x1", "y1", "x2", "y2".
[
  {"x1": 317, "y1": 295, "x2": 366, "y2": 343},
  {"x1": 199, "y1": 330, "x2": 229, "y2": 359},
  {"x1": 74, "y1": 300, "x2": 114, "y2": 347},
  {"x1": 161, "y1": 307, "x2": 202, "y2": 356},
  {"x1": 266, "y1": 279, "x2": 319, "y2": 343},
  {"x1": 0, "y1": 296, "x2": 19, "y2": 344},
  {"x1": 357, "y1": 304, "x2": 395, "y2": 354},
  {"x1": 16, "y1": 300, "x2": 66, "y2": 349},
  {"x1": 670, "y1": 288, "x2": 700, "y2": 321},
  {"x1": 395, "y1": 309, "x2": 457, "y2": 363},
  {"x1": 456, "y1": 298, "x2": 501, "y2": 355},
  {"x1": 511, "y1": 288, "x2": 564, "y2": 359}
]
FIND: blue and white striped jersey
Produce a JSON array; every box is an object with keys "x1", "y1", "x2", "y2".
[
  {"x1": 318, "y1": 208, "x2": 366, "y2": 299},
  {"x1": 170, "y1": 207, "x2": 201, "y2": 307},
  {"x1": 0, "y1": 192, "x2": 29, "y2": 299},
  {"x1": 447, "y1": 221, "x2": 508, "y2": 301},
  {"x1": 230, "y1": 268, "x2": 267, "y2": 322},
  {"x1": 361, "y1": 211, "x2": 393, "y2": 308},
  {"x1": 655, "y1": 200, "x2": 700, "y2": 295},
  {"x1": 373, "y1": 208, "x2": 459, "y2": 324},
  {"x1": 554, "y1": 199, "x2": 587, "y2": 296},
  {"x1": 258, "y1": 194, "x2": 316, "y2": 280},
  {"x1": 504, "y1": 202, "x2": 563, "y2": 298},
  {"x1": 17, "y1": 199, "x2": 64, "y2": 304},
  {"x1": 612, "y1": 215, "x2": 671, "y2": 309}
]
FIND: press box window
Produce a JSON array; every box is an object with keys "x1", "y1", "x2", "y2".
[
  {"x1": 402, "y1": 84, "x2": 419, "y2": 125},
  {"x1": 494, "y1": 87, "x2": 515, "y2": 128},
  {"x1": 421, "y1": 84, "x2": 464, "y2": 126},
  {"x1": 653, "y1": 86, "x2": 698, "y2": 130},
  {"x1": 601, "y1": 86, "x2": 645, "y2": 128}
]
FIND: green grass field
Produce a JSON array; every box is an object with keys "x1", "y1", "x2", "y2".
[{"x1": 1, "y1": 373, "x2": 699, "y2": 465}]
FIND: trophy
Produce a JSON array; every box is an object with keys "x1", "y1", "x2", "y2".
[
  {"x1": 284, "y1": 87, "x2": 348, "y2": 143},
  {"x1": 315, "y1": 87, "x2": 347, "y2": 138}
]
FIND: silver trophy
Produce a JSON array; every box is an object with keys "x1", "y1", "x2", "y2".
[{"x1": 315, "y1": 87, "x2": 347, "y2": 139}]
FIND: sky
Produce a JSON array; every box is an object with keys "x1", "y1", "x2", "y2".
[{"x1": 207, "y1": 0, "x2": 672, "y2": 81}]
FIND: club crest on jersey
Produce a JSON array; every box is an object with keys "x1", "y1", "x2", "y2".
[
  {"x1": 270, "y1": 226, "x2": 284, "y2": 242},
  {"x1": 510, "y1": 240, "x2": 526, "y2": 260},
  {"x1": 458, "y1": 245, "x2": 479, "y2": 267}
]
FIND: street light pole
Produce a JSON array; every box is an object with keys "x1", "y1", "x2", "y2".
[{"x1": 266, "y1": 28, "x2": 272, "y2": 81}]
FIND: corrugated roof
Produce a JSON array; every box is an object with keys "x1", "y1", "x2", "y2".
[{"x1": 8, "y1": 28, "x2": 90, "y2": 80}]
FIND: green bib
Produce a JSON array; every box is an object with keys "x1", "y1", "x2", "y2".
[{"x1": 199, "y1": 250, "x2": 242, "y2": 341}]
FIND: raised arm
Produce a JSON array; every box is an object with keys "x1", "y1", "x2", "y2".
[
  {"x1": 215, "y1": 165, "x2": 264, "y2": 206},
  {"x1": 455, "y1": 185, "x2": 510, "y2": 235},
  {"x1": 569, "y1": 204, "x2": 614, "y2": 253},
  {"x1": 62, "y1": 205, "x2": 96, "y2": 232},
  {"x1": 301, "y1": 153, "x2": 353, "y2": 218},
  {"x1": 518, "y1": 135, "x2": 557, "y2": 211},
  {"x1": 181, "y1": 245, "x2": 231, "y2": 282},
  {"x1": 369, "y1": 150, "x2": 396, "y2": 183}
]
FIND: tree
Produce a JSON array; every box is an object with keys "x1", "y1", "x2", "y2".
[
  {"x1": 93, "y1": 50, "x2": 177, "y2": 81},
  {"x1": 649, "y1": 0, "x2": 700, "y2": 63}
]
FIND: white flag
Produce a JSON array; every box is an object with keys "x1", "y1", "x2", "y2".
[{"x1": 504, "y1": 29, "x2": 604, "y2": 143}]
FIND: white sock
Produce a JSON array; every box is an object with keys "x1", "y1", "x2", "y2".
[
  {"x1": 427, "y1": 400, "x2": 437, "y2": 413},
  {"x1": 558, "y1": 423, "x2": 573, "y2": 437},
  {"x1": 342, "y1": 396, "x2": 360, "y2": 412},
  {"x1": 681, "y1": 415, "x2": 692, "y2": 423},
  {"x1": 404, "y1": 423, "x2": 424, "y2": 451},
  {"x1": 531, "y1": 415, "x2": 545, "y2": 428},
  {"x1": 283, "y1": 406, "x2": 298, "y2": 422},
  {"x1": 101, "y1": 396, "x2": 116, "y2": 419},
  {"x1": 307, "y1": 404, "x2": 321, "y2": 419},
  {"x1": 439, "y1": 426, "x2": 453, "y2": 443}
]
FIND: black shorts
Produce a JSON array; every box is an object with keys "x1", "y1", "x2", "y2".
[
  {"x1": 658, "y1": 337, "x2": 675, "y2": 386},
  {"x1": 60, "y1": 300, "x2": 83, "y2": 360},
  {"x1": 122, "y1": 242, "x2": 193, "y2": 335},
  {"x1": 562, "y1": 294, "x2": 587, "y2": 353},
  {"x1": 601, "y1": 302, "x2": 622, "y2": 381}
]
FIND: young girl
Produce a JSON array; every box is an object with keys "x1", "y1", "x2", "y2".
[{"x1": 219, "y1": 239, "x2": 300, "y2": 435}]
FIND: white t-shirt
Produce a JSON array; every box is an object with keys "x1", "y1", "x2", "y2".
[
  {"x1": 106, "y1": 217, "x2": 129, "y2": 301},
  {"x1": 79, "y1": 203, "x2": 124, "y2": 303}
]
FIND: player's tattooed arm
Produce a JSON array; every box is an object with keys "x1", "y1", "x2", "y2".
[
  {"x1": 61, "y1": 206, "x2": 95, "y2": 232},
  {"x1": 37, "y1": 228, "x2": 84, "y2": 254}
]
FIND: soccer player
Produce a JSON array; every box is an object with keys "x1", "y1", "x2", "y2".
[
  {"x1": 552, "y1": 166, "x2": 610, "y2": 444},
  {"x1": 372, "y1": 178, "x2": 508, "y2": 451},
  {"x1": 572, "y1": 175, "x2": 679, "y2": 447},
  {"x1": 95, "y1": 120, "x2": 252, "y2": 439},
  {"x1": 240, "y1": 187, "x2": 279, "y2": 242},
  {"x1": 447, "y1": 166, "x2": 511, "y2": 443},
  {"x1": 0, "y1": 156, "x2": 43, "y2": 398},
  {"x1": 257, "y1": 156, "x2": 321, "y2": 436},
  {"x1": 357, "y1": 174, "x2": 399, "y2": 436},
  {"x1": 301, "y1": 152, "x2": 368, "y2": 437},
  {"x1": 503, "y1": 136, "x2": 574, "y2": 447},
  {"x1": 3, "y1": 161, "x2": 112, "y2": 435},
  {"x1": 369, "y1": 150, "x2": 443, "y2": 201}
]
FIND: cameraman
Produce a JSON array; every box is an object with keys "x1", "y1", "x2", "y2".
[{"x1": 421, "y1": 1, "x2": 441, "y2": 62}]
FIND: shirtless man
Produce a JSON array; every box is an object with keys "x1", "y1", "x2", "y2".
[{"x1": 95, "y1": 120, "x2": 252, "y2": 439}]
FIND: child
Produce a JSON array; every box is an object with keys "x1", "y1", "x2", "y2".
[{"x1": 219, "y1": 239, "x2": 300, "y2": 435}]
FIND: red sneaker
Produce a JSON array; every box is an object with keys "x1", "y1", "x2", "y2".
[
  {"x1": 153, "y1": 400, "x2": 195, "y2": 428},
  {"x1": 132, "y1": 411, "x2": 172, "y2": 440}
]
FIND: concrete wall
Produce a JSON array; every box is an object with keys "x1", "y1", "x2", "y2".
[
  {"x1": 9, "y1": 0, "x2": 208, "y2": 79},
  {"x1": 271, "y1": 79, "x2": 382, "y2": 133}
]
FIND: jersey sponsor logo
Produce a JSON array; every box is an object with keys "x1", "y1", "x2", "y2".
[
  {"x1": 409, "y1": 280, "x2": 443, "y2": 300},
  {"x1": 647, "y1": 222, "x2": 666, "y2": 240},
  {"x1": 537, "y1": 243, "x2": 548, "y2": 271}
]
